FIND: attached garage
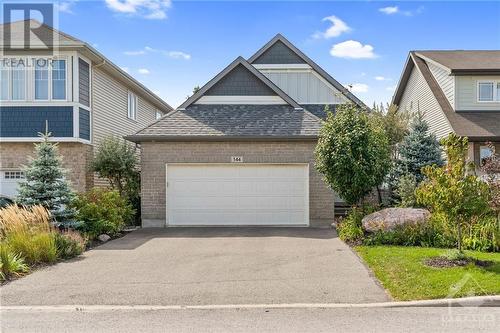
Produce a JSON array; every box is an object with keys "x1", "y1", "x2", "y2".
[
  {"x1": 0, "y1": 170, "x2": 24, "y2": 199},
  {"x1": 166, "y1": 164, "x2": 309, "y2": 226}
]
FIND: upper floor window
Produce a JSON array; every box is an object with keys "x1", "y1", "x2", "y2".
[
  {"x1": 52, "y1": 60, "x2": 66, "y2": 100},
  {"x1": 0, "y1": 62, "x2": 9, "y2": 100},
  {"x1": 0, "y1": 60, "x2": 26, "y2": 100},
  {"x1": 128, "y1": 91, "x2": 137, "y2": 120},
  {"x1": 155, "y1": 110, "x2": 162, "y2": 120},
  {"x1": 478, "y1": 81, "x2": 500, "y2": 102},
  {"x1": 0, "y1": 57, "x2": 67, "y2": 101},
  {"x1": 35, "y1": 60, "x2": 49, "y2": 100}
]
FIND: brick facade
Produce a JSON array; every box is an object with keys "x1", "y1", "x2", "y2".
[
  {"x1": 0, "y1": 142, "x2": 94, "y2": 193},
  {"x1": 140, "y1": 141, "x2": 336, "y2": 228}
]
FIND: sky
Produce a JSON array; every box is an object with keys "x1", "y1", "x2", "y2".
[{"x1": 6, "y1": 0, "x2": 500, "y2": 108}]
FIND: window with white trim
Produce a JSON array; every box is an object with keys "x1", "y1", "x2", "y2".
[
  {"x1": 0, "y1": 57, "x2": 68, "y2": 101},
  {"x1": 0, "y1": 62, "x2": 9, "y2": 100},
  {"x1": 478, "y1": 81, "x2": 500, "y2": 102},
  {"x1": 35, "y1": 60, "x2": 49, "y2": 100},
  {"x1": 155, "y1": 110, "x2": 162, "y2": 120},
  {"x1": 52, "y1": 59, "x2": 66, "y2": 100},
  {"x1": 127, "y1": 91, "x2": 137, "y2": 120},
  {"x1": 480, "y1": 146, "x2": 494, "y2": 165}
]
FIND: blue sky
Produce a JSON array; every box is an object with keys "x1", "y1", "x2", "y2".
[{"x1": 16, "y1": 1, "x2": 500, "y2": 107}]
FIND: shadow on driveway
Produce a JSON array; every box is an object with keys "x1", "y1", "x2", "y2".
[{"x1": 97, "y1": 227, "x2": 338, "y2": 251}]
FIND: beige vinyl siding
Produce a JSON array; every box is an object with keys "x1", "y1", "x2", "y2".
[
  {"x1": 91, "y1": 67, "x2": 158, "y2": 145},
  {"x1": 398, "y1": 66, "x2": 453, "y2": 139},
  {"x1": 91, "y1": 67, "x2": 158, "y2": 186},
  {"x1": 455, "y1": 76, "x2": 500, "y2": 111},
  {"x1": 259, "y1": 70, "x2": 348, "y2": 104},
  {"x1": 428, "y1": 62, "x2": 454, "y2": 108}
]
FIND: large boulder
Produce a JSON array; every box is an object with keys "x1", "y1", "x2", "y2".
[{"x1": 361, "y1": 208, "x2": 430, "y2": 233}]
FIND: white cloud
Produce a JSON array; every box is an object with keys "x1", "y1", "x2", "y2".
[
  {"x1": 379, "y1": 6, "x2": 399, "y2": 15},
  {"x1": 167, "y1": 51, "x2": 191, "y2": 60},
  {"x1": 386, "y1": 85, "x2": 397, "y2": 91},
  {"x1": 330, "y1": 40, "x2": 377, "y2": 59},
  {"x1": 138, "y1": 68, "x2": 150, "y2": 75},
  {"x1": 56, "y1": 1, "x2": 77, "y2": 14},
  {"x1": 124, "y1": 46, "x2": 191, "y2": 60},
  {"x1": 345, "y1": 83, "x2": 369, "y2": 93},
  {"x1": 124, "y1": 50, "x2": 147, "y2": 56},
  {"x1": 379, "y1": 5, "x2": 424, "y2": 16},
  {"x1": 375, "y1": 76, "x2": 391, "y2": 81},
  {"x1": 120, "y1": 67, "x2": 130, "y2": 73},
  {"x1": 105, "y1": 0, "x2": 172, "y2": 20},
  {"x1": 312, "y1": 15, "x2": 351, "y2": 39}
]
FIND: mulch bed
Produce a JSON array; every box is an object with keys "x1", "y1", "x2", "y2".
[{"x1": 424, "y1": 256, "x2": 493, "y2": 268}]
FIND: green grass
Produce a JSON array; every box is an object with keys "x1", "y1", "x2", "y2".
[{"x1": 355, "y1": 246, "x2": 500, "y2": 301}]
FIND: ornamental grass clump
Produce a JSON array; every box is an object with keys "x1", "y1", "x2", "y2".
[{"x1": 0, "y1": 205, "x2": 57, "y2": 265}]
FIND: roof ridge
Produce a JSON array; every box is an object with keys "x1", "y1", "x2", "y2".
[
  {"x1": 247, "y1": 34, "x2": 368, "y2": 109},
  {"x1": 178, "y1": 56, "x2": 301, "y2": 109},
  {"x1": 1, "y1": 19, "x2": 83, "y2": 43}
]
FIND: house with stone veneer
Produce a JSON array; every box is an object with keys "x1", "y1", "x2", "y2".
[
  {"x1": 392, "y1": 51, "x2": 500, "y2": 167},
  {"x1": 126, "y1": 34, "x2": 367, "y2": 228},
  {"x1": 0, "y1": 20, "x2": 173, "y2": 198}
]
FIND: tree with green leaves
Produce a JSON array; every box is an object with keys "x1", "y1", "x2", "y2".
[
  {"x1": 92, "y1": 136, "x2": 138, "y2": 197},
  {"x1": 395, "y1": 113, "x2": 444, "y2": 183},
  {"x1": 416, "y1": 133, "x2": 490, "y2": 252},
  {"x1": 16, "y1": 132, "x2": 75, "y2": 222},
  {"x1": 315, "y1": 103, "x2": 391, "y2": 206},
  {"x1": 372, "y1": 102, "x2": 409, "y2": 159}
]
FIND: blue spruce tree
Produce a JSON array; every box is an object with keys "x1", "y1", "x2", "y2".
[
  {"x1": 16, "y1": 131, "x2": 75, "y2": 223},
  {"x1": 396, "y1": 113, "x2": 444, "y2": 183}
]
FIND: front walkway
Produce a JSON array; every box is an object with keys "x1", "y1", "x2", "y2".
[{"x1": 0, "y1": 228, "x2": 388, "y2": 305}]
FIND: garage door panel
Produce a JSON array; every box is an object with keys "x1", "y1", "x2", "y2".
[{"x1": 167, "y1": 164, "x2": 308, "y2": 226}]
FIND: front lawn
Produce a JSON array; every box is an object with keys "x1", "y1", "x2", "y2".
[{"x1": 355, "y1": 246, "x2": 500, "y2": 301}]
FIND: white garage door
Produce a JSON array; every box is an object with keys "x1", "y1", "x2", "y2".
[
  {"x1": 0, "y1": 170, "x2": 24, "y2": 199},
  {"x1": 166, "y1": 164, "x2": 309, "y2": 226}
]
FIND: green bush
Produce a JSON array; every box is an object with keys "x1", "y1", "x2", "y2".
[
  {"x1": 364, "y1": 212, "x2": 498, "y2": 252},
  {"x1": 395, "y1": 174, "x2": 417, "y2": 208},
  {"x1": 54, "y1": 230, "x2": 86, "y2": 259},
  {"x1": 364, "y1": 222, "x2": 455, "y2": 248},
  {"x1": 72, "y1": 188, "x2": 134, "y2": 239},
  {"x1": 462, "y1": 215, "x2": 500, "y2": 252},
  {"x1": 0, "y1": 243, "x2": 29, "y2": 281},
  {"x1": 337, "y1": 208, "x2": 365, "y2": 243},
  {"x1": 416, "y1": 133, "x2": 491, "y2": 252}
]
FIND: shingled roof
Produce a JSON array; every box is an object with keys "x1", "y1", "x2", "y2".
[
  {"x1": 126, "y1": 105, "x2": 324, "y2": 142},
  {"x1": 416, "y1": 50, "x2": 500, "y2": 74},
  {"x1": 392, "y1": 51, "x2": 500, "y2": 141}
]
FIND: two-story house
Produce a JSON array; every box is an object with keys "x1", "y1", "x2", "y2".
[
  {"x1": 392, "y1": 51, "x2": 500, "y2": 166},
  {"x1": 126, "y1": 34, "x2": 367, "y2": 228},
  {"x1": 0, "y1": 20, "x2": 173, "y2": 198}
]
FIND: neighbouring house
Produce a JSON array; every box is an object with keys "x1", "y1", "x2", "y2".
[
  {"x1": 0, "y1": 20, "x2": 173, "y2": 198},
  {"x1": 392, "y1": 51, "x2": 500, "y2": 167},
  {"x1": 126, "y1": 34, "x2": 367, "y2": 227}
]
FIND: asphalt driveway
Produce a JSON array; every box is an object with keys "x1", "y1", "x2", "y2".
[{"x1": 0, "y1": 228, "x2": 388, "y2": 305}]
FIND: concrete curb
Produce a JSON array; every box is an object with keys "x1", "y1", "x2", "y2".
[{"x1": 2, "y1": 296, "x2": 499, "y2": 312}]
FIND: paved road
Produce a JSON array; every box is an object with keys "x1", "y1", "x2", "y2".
[
  {"x1": 2, "y1": 306, "x2": 499, "y2": 332},
  {"x1": 0, "y1": 228, "x2": 388, "y2": 305}
]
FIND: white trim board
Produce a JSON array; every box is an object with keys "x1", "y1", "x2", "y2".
[
  {"x1": 253, "y1": 64, "x2": 312, "y2": 70},
  {"x1": 0, "y1": 137, "x2": 92, "y2": 144},
  {"x1": 194, "y1": 95, "x2": 287, "y2": 105}
]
